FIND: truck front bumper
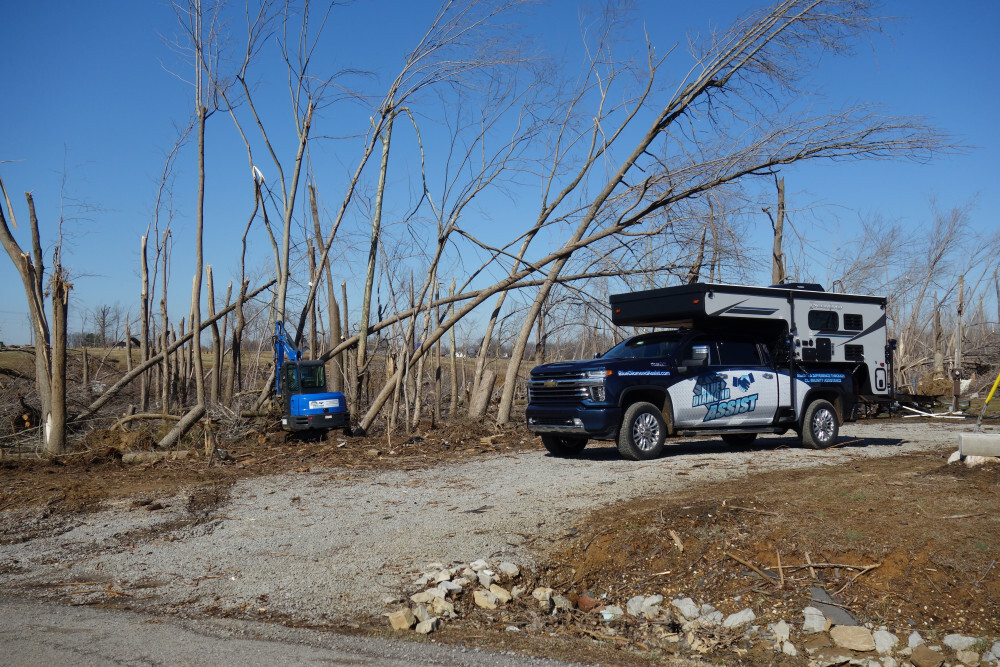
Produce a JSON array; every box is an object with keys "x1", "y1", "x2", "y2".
[{"x1": 525, "y1": 405, "x2": 620, "y2": 440}]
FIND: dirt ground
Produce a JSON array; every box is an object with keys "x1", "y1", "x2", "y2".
[{"x1": 2, "y1": 413, "x2": 998, "y2": 665}]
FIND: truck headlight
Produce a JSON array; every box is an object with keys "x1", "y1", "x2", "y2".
[{"x1": 589, "y1": 385, "x2": 606, "y2": 401}]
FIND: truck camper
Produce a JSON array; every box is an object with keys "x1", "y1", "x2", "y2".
[{"x1": 526, "y1": 282, "x2": 894, "y2": 460}]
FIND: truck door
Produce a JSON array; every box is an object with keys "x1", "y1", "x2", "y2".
[{"x1": 669, "y1": 338, "x2": 778, "y2": 427}]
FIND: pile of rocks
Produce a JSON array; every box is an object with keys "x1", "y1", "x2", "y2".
[
  {"x1": 386, "y1": 559, "x2": 1000, "y2": 666},
  {"x1": 387, "y1": 558, "x2": 526, "y2": 635}
]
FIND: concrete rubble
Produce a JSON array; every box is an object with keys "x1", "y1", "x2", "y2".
[{"x1": 385, "y1": 558, "x2": 1000, "y2": 666}]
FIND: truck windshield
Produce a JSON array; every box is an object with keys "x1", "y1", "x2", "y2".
[{"x1": 601, "y1": 332, "x2": 684, "y2": 360}]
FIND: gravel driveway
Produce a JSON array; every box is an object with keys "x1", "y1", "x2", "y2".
[{"x1": 1, "y1": 421, "x2": 964, "y2": 626}]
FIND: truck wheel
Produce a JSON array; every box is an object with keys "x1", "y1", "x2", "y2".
[
  {"x1": 802, "y1": 399, "x2": 839, "y2": 449},
  {"x1": 617, "y1": 402, "x2": 667, "y2": 461},
  {"x1": 540, "y1": 435, "x2": 588, "y2": 457},
  {"x1": 722, "y1": 433, "x2": 757, "y2": 447}
]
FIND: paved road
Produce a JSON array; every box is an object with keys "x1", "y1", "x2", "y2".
[{"x1": 0, "y1": 597, "x2": 575, "y2": 666}]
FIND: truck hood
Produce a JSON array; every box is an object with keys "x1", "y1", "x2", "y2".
[{"x1": 531, "y1": 358, "x2": 673, "y2": 375}]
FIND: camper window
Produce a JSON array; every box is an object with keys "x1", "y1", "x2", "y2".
[
  {"x1": 808, "y1": 310, "x2": 839, "y2": 331},
  {"x1": 843, "y1": 314, "x2": 863, "y2": 331}
]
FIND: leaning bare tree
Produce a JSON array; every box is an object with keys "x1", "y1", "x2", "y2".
[{"x1": 0, "y1": 177, "x2": 71, "y2": 455}]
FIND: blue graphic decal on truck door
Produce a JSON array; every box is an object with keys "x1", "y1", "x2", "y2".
[
  {"x1": 704, "y1": 394, "x2": 759, "y2": 422},
  {"x1": 692, "y1": 374, "x2": 759, "y2": 422}
]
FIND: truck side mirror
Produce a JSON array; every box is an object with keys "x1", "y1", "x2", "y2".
[{"x1": 677, "y1": 345, "x2": 709, "y2": 373}]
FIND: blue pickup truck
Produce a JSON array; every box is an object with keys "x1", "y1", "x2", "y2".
[{"x1": 526, "y1": 282, "x2": 893, "y2": 460}]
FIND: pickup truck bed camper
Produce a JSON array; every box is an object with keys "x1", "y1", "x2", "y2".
[{"x1": 526, "y1": 282, "x2": 894, "y2": 460}]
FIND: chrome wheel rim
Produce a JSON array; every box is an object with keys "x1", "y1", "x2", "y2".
[
  {"x1": 812, "y1": 408, "x2": 835, "y2": 443},
  {"x1": 632, "y1": 412, "x2": 661, "y2": 451}
]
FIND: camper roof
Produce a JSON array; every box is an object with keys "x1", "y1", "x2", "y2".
[{"x1": 609, "y1": 282, "x2": 885, "y2": 329}]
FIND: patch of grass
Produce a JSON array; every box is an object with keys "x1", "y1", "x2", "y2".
[
  {"x1": 972, "y1": 637, "x2": 993, "y2": 654},
  {"x1": 845, "y1": 529, "x2": 866, "y2": 542}
]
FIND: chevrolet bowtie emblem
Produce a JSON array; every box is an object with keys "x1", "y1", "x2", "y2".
[{"x1": 544, "y1": 380, "x2": 556, "y2": 387}]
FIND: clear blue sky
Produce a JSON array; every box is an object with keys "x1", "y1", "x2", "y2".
[{"x1": 1, "y1": 0, "x2": 997, "y2": 344}]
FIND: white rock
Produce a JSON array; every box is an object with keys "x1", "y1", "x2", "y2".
[
  {"x1": 802, "y1": 607, "x2": 827, "y2": 634},
  {"x1": 723, "y1": 608, "x2": 755, "y2": 629},
  {"x1": 948, "y1": 450, "x2": 962, "y2": 464},
  {"x1": 700, "y1": 603, "x2": 717, "y2": 616},
  {"x1": 531, "y1": 587, "x2": 554, "y2": 602},
  {"x1": 430, "y1": 597, "x2": 455, "y2": 618},
  {"x1": 410, "y1": 590, "x2": 437, "y2": 605},
  {"x1": 415, "y1": 617, "x2": 442, "y2": 634},
  {"x1": 873, "y1": 630, "x2": 899, "y2": 654},
  {"x1": 882, "y1": 657, "x2": 898, "y2": 667},
  {"x1": 489, "y1": 584, "x2": 512, "y2": 603},
  {"x1": 600, "y1": 605, "x2": 624, "y2": 621},
  {"x1": 414, "y1": 574, "x2": 431, "y2": 587},
  {"x1": 782, "y1": 641, "x2": 798, "y2": 657},
  {"x1": 698, "y1": 611, "x2": 723, "y2": 627},
  {"x1": 830, "y1": 625, "x2": 876, "y2": 652},
  {"x1": 388, "y1": 607, "x2": 416, "y2": 630},
  {"x1": 434, "y1": 570, "x2": 452, "y2": 583},
  {"x1": 505, "y1": 625, "x2": 520, "y2": 632},
  {"x1": 672, "y1": 597, "x2": 701, "y2": 620},
  {"x1": 957, "y1": 649, "x2": 981, "y2": 666},
  {"x1": 552, "y1": 594, "x2": 573, "y2": 611},
  {"x1": 966, "y1": 455, "x2": 997, "y2": 467},
  {"x1": 498, "y1": 561, "x2": 520, "y2": 578},
  {"x1": 944, "y1": 635, "x2": 978, "y2": 652},
  {"x1": 511, "y1": 585, "x2": 526, "y2": 598},
  {"x1": 990, "y1": 642, "x2": 1000, "y2": 661},
  {"x1": 641, "y1": 594, "x2": 664, "y2": 617},
  {"x1": 477, "y1": 570, "x2": 495, "y2": 588},
  {"x1": 453, "y1": 577, "x2": 470, "y2": 588},
  {"x1": 908, "y1": 631, "x2": 926, "y2": 649},
  {"x1": 413, "y1": 604, "x2": 430, "y2": 622},
  {"x1": 437, "y1": 581, "x2": 463, "y2": 595},
  {"x1": 461, "y1": 567, "x2": 477, "y2": 580},
  {"x1": 473, "y1": 589, "x2": 498, "y2": 609},
  {"x1": 470, "y1": 559, "x2": 489, "y2": 572},
  {"x1": 626, "y1": 595, "x2": 646, "y2": 617},
  {"x1": 771, "y1": 620, "x2": 791, "y2": 643}
]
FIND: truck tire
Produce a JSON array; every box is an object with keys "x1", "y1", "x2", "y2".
[
  {"x1": 617, "y1": 401, "x2": 667, "y2": 461},
  {"x1": 541, "y1": 435, "x2": 588, "y2": 457},
  {"x1": 802, "y1": 399, "x2": 839, "y2": 449},
  {"x1": 722, "y1": 433, "x2": 757, "y2": 447}
]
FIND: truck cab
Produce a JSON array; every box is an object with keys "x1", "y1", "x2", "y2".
[{"x1": 526, "y1": 282, "x2": 893, "y2": 460}]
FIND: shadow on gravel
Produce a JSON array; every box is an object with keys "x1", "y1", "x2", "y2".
[{"x1": 552, "y1": 434, "x2": 906, "y2": 462}]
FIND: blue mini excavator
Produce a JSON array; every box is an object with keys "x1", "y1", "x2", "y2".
[{"x1": 273, "y1": 322, "x2": 349, "y2": 432}]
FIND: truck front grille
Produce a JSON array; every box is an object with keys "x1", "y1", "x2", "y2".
[{"x1": 528, "y1": 371, "x2": 593, "y2": 404}]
